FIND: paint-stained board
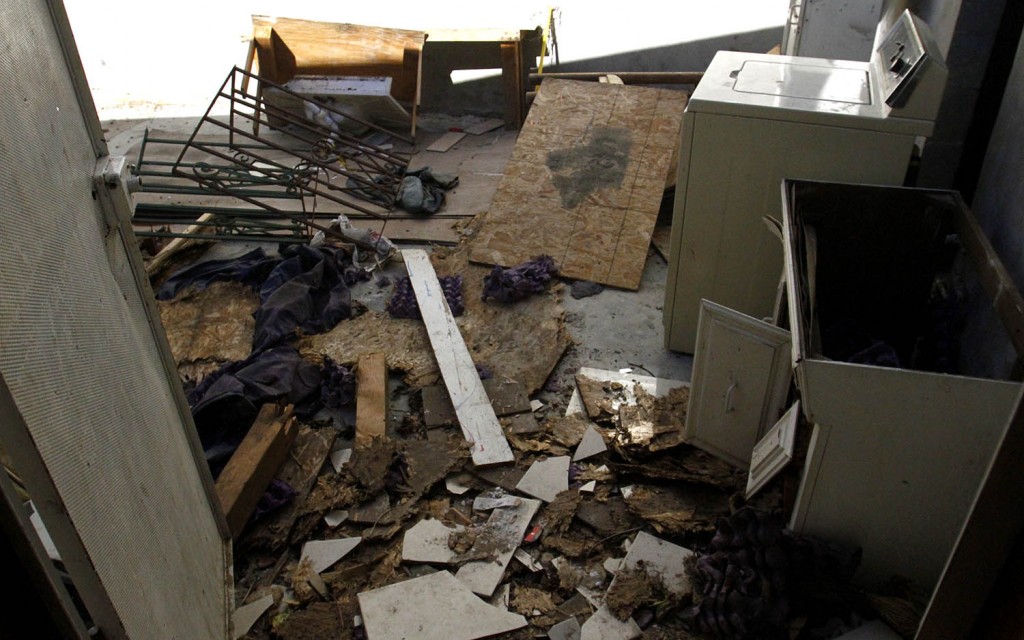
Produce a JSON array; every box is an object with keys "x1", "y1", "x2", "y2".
[{"x1": 467, "y1": 79, "x2": 686, "y2": 290}]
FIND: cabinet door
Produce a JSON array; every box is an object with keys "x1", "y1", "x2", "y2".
[
  {"x1": 0, "y1": 1, "x2": 230, "y2": 638},
  {"x1": 685, "y1": 300, "x2": 792, "y2": 468}
]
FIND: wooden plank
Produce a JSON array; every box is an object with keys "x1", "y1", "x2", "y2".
[
  {"x1": 144, "y1": 212, "x2": 215, "y2": 276},
  {"x1": 465, "y1": 118, "x2": 505, "y2": 135},
  {"x1": 466, "y1": 79, "x2": 687, "y2": 290},
  {"x1": 426, "y1": 131, "x2": 467, "y2": 153},
  {"x1": 500, "y1": 41, "x2": 523, "y2": 128},
  {"x1": 403, "y1": 249, "x2": 514, "y2": 466},
  {"x1": 215, "y1": 404, "x2": 298, "y2": 539},
  {"x1": 530, "y1": 71, "x2": 704, "y2": 85},
  {"x1": 355, "y1": 353, "x2": 388, "y2": 445},
  {"x1": 239, "y1": 426, "x2": 336, "y2": 551}
]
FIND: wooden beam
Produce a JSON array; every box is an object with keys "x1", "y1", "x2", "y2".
[
  {"x1": 355, "y1": 353, "x2": 388, "y2": 445},
  {"x1": 214, "y1": 403, "x2": 298, "y2": 539},
  {"x1": 530, "y1": 71, "x2": 704, "y2": 85},
  {"x1": 144, "y1": 212, "x2": 216, "y2": 277},
  {"x1": 500, "y1": 41, "x2": 524, "y2": 128},
  {"x1": 403, "y1": 250, "x2": 514, "y2": 466}
]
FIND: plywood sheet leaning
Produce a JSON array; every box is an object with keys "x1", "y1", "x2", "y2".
[{"x1": 468, "y1": 79, "x2": 687, "y2": 290}]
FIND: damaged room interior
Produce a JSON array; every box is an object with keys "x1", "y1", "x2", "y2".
[{"x1": 5, "y1": 0, "x2": 1024, "y2": 638}]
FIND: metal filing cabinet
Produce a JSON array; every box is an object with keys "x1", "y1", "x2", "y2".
[{"x1": 664, "y1": 10, "x2": 947, "y2": 352}]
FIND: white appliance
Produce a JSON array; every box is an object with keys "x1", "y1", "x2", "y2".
[{"x1": 664, "y1": 10, "x2": 947, "y2": 352}]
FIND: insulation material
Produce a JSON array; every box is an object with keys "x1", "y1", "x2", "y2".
[
  {"x1": 468, "y1": 79, "x2": 687, "y2": 289},
  {"x1": 157, "y1": 280, "x2": 258, "y2": 373}
]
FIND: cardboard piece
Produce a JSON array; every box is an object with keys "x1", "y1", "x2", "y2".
[
  {"x1": 358, "y1": 571, "x2": 527, "y2": 639},
  {"x1": 517, "y1": 456, "x2": 570, "y2": 502}
]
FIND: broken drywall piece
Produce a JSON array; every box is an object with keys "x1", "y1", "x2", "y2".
[
  {"x1": 330, "y1": 447, "x2": 353, "y2": 473},
  {"x1": 611, "y1": 531, "x2": 694, "y2": 599},
  {"x1": 514, "y1": 548, "x2": 543, "y2": 572},
  {"x1": 358, "y1": 570, "x2": 527, "y2": 640},
  {"x1": 324, "y1": 510, "x2": 349, "y2": 528},
  {"x1": 232, "y1": 594, "x2": 274, "y2": 640},
  {"x1": 517, "y1": 456, "x2": 571, "y2": 502},
  {"x1": 580, "y1": 604, "x2": 642, "y2": 640},
  {"x1": 573, "y1": 426, "x2": 608, "y2": 462},
  {"x1": 446, "y1": 473, "x2": 473, "y2": 495},
  {"x1": 473, "y1": 494, "x2": 522, "y2": 511},
  {"x1": 549, "y1": 616, "x2": 583, "y2": 640},
  {"x1": 299, "y1": 537, "x2": 361, "y2": 574},
  {"x1": 580, "y1": 480, "x2": 597, "y2": 493},
  {"x1": 456, "y1": 497, "x2": 541, "y2": 596},
  {"x1": 402, "y1": 518, "x2": 464, "y2": 564}
]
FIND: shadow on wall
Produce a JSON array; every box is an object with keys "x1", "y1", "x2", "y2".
[{"x1": 418, "y1": 26, "x2": 784, "y2": 117}]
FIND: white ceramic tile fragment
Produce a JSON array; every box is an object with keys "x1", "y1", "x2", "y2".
[
  {"x1": 456, "y1": 498, "x2": 541, "y2": 596},
  {"x1": 324, "y1": 510, "x2": 349, "y2": 528},
  {"x1": 330, "y1": 448, "x2": 352, "y2": 473},
  {"x1": 573, "y1": 426, "x2": 608, "y2": 461},
  {"x1": 579, "y1": 604, "x2": 642, "y2": 640},
  {"x1": 549, "y1": 616, "x2": 583, "y2": 640},
  {"x1": 516, "y1": 456, "x2": 570, "y2": 502},
  {"x1": 299, "y1": 537, "x2": 361, "y2": 574},
  {"x1": 358, "y1": 570, "x2": 527, "y2": 640},
  {"x1": 232, "y1": 594, "x2": 274, "y2": 640},
  {"x1": 402, "y1": 519, "x2": 463, "y2": 564}
]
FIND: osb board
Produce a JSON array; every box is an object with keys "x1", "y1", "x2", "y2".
[
  {"x1": 467, "y1": 79, "x2": 687, "y2": 290},
  {"x1": 251, "y1": 15, "x2": 425, "y2": 102},
  {"x1": 156, "y1": 280, "x2": 257, "y2": 366},
  {"x1": 300, "y1": 241, "x2": 572, "y2": 394}
]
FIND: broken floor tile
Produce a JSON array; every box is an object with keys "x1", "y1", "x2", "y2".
[
  {"x1": 580, "y1": 481, "x2": 597, "y2": 493},
  {"x1": 445, "y1": 472, "x2": 474, "y2": 495},
  {"x1": 514, "y1": 548, "x2": 543, "y2": 572},
  {"x1": 300, "y1": 537, "x2": 361, "y2": 574},
  {"x1": 616, "y1": 531, "x2": 694, "y2": 599},
  {"x1": 603, "y1": 557, "x2": 623, "y2": 576},
  {"x1": 402, "y1": 518, "x2": 464, "y2": 564},
  {"x1": 358, "y1": 570, "x2": 527, "y2": 640},
  {"x1": 456, "y1": 497, "x2": 541, "y2": 596},
  {"x1": 473, "y1": 494, "x2": 522, "y2": 511},
  {"x1": 573, "y1": 426, "x2": 608, "y2": 461},
  {"x1": 580, "y1": 604, "x2": 642, "y2": 640},
  {"x1": 531, "y1": 399, "x2": 545, "y2": 412},
  {"x1": 324, "y1": 510, "x2": 349, "y2": 528},
  {"x1": 232, "y1": 594, "x2": 274, "y2": 640},
  {"x1": 349, "y1": 493, "x2": 391, "y2": 523},
  {"x1": 517, "y1": 456, "x2": 570, "y2": 502},
  {"x1": 490, "y1": 582, "x2": 511, "y2": 610},
  {"x1": 549, "y1": 616, "x2": 583, "y2": 640},
  {"x1": 330, "y1": 447, "x2": 352, "y2": 473}
]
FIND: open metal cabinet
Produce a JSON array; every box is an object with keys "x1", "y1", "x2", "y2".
[{"x1": 0, "y1": 1, "x2": 232, "y2": 638}]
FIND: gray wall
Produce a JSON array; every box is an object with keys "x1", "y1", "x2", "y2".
[{"x1": 961, "y1": 32, "x2": 1024, "y2": 378}]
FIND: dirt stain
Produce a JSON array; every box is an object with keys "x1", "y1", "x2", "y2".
[{"x1": 547, "y1": 127, "x2": 633, "y2": 209}]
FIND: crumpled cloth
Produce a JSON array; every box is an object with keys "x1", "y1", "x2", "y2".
[
  {"x1": 253, "y1": 244, "x2": 368, "y2": 351},
  {"x1": 397, "y1": 167, "x2": 459, "y2": 214},
  {"x1": 187, "y1": 345, "x2": 322, "y2": 475},
  {"x1": 155, "y1": 247, "x2": 280, "y2": 300}
]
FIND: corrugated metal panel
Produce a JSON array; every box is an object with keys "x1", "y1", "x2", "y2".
[{"x1": 0, "y1": 2, "x2": 230, "y2": 638}]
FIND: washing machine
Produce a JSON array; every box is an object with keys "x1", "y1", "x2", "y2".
[{"x1": 663, "y1": 9, "x2": 947, "y2": 353}]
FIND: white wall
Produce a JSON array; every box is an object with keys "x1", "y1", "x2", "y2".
[{"x1": 63, "y1": 0, "x2": 788, "y2": 120}]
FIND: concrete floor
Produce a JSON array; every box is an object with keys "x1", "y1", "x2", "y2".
[{"x1": 116, "y1": 111, "x2": 694, "y2": 411}]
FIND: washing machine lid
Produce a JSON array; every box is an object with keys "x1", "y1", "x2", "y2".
[{"x1": 687, "y1": 51, "x2": 933, "y2": 136}]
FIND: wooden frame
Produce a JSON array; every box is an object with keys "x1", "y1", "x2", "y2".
[{"x1": 746, "y1": 400, "x2": 799, "y2": 498}]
